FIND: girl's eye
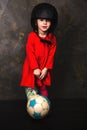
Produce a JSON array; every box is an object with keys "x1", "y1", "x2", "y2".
[
  {"x1": 41, "y1": 19, "x2": 44, "y2": 21},
  {"x1": 46, "y1": 19, "x2": 50, "y2": 22},
  {"x1": 39, "y1": 19, "x2": 50, "y2": 22}
]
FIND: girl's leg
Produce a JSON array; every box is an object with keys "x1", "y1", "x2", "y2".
[
  {"x1": 39, "y1": 85, "x2": 48, "y2": 97},
  {"x1": 25, "y1": 87, "x2": 38, "y2": 100}
]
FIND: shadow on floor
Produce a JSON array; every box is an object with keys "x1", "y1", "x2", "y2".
[{"x1": 0, "y1": 98, "x2": 87, "y2": 129}]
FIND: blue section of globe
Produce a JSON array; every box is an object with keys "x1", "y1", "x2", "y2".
[
  {"x1": 33, "y1": 112, "x2": 42, "y2": 119},
  {"x1": 30, "y1": 99, "x2": 36, "y2": 107}
]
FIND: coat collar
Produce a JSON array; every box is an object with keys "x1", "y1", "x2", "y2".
[{"x1": 34, "y1": 31, "x2": 53, "y2": 44}]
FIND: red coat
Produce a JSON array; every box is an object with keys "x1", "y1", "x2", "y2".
[{"x1": 20, "y1": 31, "x2": 57, "y2": 88}]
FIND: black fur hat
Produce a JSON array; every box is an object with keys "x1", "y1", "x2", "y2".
[{"x1": 31, "y1": 3, "x2": 58, "y2": 32}]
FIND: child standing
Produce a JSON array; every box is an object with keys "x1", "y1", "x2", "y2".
[{"x1": 20, "y1": 3, "x2": 58, "y2": 99}]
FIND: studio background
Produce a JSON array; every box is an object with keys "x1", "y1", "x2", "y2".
[{"x1": 0, "y1": 0, "x2": 87, "y2": 100}]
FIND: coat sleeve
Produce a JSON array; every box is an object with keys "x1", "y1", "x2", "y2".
[
  {"x1": 45, "y1": 36, "x2": 57, "y2": 69},
  {"x1": 26, "y1": 34, "x2": 39, "y2": 70}
]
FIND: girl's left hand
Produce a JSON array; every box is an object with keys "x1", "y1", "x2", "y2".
[{"x1": 39, "y1": 68, "x2": 48, "y2": 80}]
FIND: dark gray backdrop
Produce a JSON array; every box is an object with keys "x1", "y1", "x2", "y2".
[{"x1": 0, "y1": 0, "x2": 87, "y2": 100}]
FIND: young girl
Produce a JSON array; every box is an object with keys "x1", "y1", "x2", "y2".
[{"x1": 20, "y1": 3, "x2": 58, "y2": 99}]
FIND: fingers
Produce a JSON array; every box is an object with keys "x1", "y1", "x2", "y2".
[
  {"x1": 33, "y1": 69, "x2": 41, "y2": 77},
  {"x1": 39, "y1": 70, "x2": 47, "y2": 80},
  {"x1": 39, "y1": 73, "x2": 45, "y2": 80},
  {"x1": 34, "y1": 68, "x2": 48, "y2": 80}
]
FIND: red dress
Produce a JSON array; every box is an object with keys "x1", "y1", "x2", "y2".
[{"x1": 20, "y1": 31, "x2": 57, "y2": 88}]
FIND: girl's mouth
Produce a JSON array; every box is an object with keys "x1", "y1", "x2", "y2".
[{"x1": 42, "y1": 26, "x2": 47, "y2": 29}]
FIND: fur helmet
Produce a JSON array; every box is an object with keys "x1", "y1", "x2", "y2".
[{"x1": 31, "y1": 3, "x2": 58, "y2": 32}]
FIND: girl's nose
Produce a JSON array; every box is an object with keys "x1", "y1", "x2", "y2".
[{"x1": 43, "y1": 19, "x2": 47, "y2": 24}]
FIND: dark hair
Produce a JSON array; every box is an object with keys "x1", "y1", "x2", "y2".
[{"x1": 31, "y1": 3, "x2": 58, "y2": 33}]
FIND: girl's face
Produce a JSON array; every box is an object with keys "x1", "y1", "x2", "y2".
[{"x1": 36, "y1": 19, "x2": 51, "y2": 34}]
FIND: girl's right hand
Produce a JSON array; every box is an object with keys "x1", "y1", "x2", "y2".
[{"x1": 33, "y1": 68, "x2": 41, "y2": 78}]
